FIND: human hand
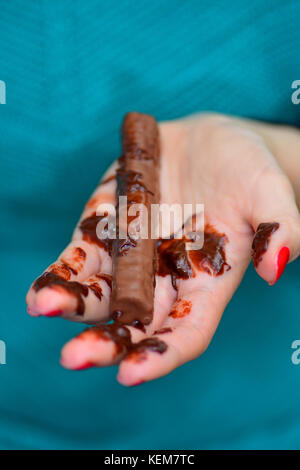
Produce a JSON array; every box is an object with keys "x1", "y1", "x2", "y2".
[{"x1": 26, "y1": 113, "x2": 300, "y2": 385}]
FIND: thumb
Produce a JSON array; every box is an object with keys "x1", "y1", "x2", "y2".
[{"x1": 250, "y1": 171, "x2": 300, "y2": 285}]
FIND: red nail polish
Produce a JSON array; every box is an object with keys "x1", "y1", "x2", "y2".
[
  {"x1": 74, "y1": 361, "x2": 94, "y2": 371},
  {"x1": 27, "y1": 307, "x2": 35, "y2": 316},
  {"x1": 131, "y1": 380, "x2": 145, "y2": 387},
  {"x1": 274, "y1": 246, "x2": 290, "y2": 283},
  {"x1": 44, "y1": 309, "x2": 63, "y2": 317}
]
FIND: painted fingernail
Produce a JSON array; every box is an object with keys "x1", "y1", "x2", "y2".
[
  {"x1": 27, "y1": 307, "x2": 35, "y2": 316},
  {"x1": 73, "y1": 361, "x2": 94, "y2": 371},
  {"x1": 131, "y1": 380, "x2": 145, "y2": 387},
  {"x1": 274, "y1": 246, "x2": 290, "y2": 284},
  {"x1": 44, "y1": 309, "x2": 63, "y2": 317}
]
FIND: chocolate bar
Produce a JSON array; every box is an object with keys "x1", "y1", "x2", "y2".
[{"x1": 110, "y1": 112, "x2": 160, "y2": 326}]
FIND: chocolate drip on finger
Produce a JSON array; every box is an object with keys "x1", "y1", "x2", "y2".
[
  {"x1": 252, "y1": 222, "x2": 279, "y2": 267},
  {"x1": 33, "y1": 272, "x2": 89, "y2": 315},
  {"x1": 79, "y1": 325, "x2": 167, "y2": 364}
]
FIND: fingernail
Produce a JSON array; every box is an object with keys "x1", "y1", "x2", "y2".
[
  {"x1": 73, "y1": 361, "x2": 94, "y2": 371},
  {"x1": 131, "y1": 380, "x2": 145, "y2": 387},
  {"x1": 27, "y1": 307, "x2": 35, "y2": 316},
  {"x1": 44, "y1": 309, "x2": 63, "y2": 317},
  {"x1": 273, "y1": 246, "x2": 290, "y2": 284},
  {"x1": 27, "y1": 306, "x2": 42, "y2": 317}
]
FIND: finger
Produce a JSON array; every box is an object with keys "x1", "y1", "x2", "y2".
[
  {"x1": 26, "y1": 167, "x2": 117, "y2": 320},
  {"x1": 117, "y1": 246, "x2": 248, "y2": 386},
  {"x1": 249, "y1": 167, "x2": 300, "y2": 285},
  {"x1": 60, "y1": 275, "x2": 176, "y2": 370},
  {"x1": 79, "y1": 272, "x2": 112, "y2": 323},
  {"x1": 26, "y1": 245, "x2": 112, "y2": 323},
  {"x1": 26, "y1": 240, "x2": 102, "y2": 318},
  {"x1": 72, "y1": 165, "x2": 117, "y2": 255}
]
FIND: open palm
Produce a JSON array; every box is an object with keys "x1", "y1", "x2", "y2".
[{"x1": 26, "y1": 113, "x2": 300, "y2": 385}]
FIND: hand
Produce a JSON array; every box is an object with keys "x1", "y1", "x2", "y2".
[{"x1": 26, "y1": 113, "x2": 300, "y2": 385}]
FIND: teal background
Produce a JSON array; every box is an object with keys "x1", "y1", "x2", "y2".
[{"x1": 0, "y1": 0, "x2": 300, "y2": 449}]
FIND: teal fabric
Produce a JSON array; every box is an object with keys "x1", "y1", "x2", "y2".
[{"x1": 0, "y1": 0, "x2": 299, "y2": 450}]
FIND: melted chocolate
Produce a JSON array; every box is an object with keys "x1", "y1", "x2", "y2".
[
  {"x1": 88, "y1": 274, "x2": 114, "y2": 301},
  {"x1": 157, "y1": 224, "x2": 231, "y2": 285},
  {"x1": 154, "y1": 327, "x2": 172, "y2": 335},
  {"x1": 112, "y1": 311, "x2": 145, "y2": 331},
  {"x1": 88, "y1": 282, "x2": 103, "y2": 301},
  {"x1": 73, "y1": 247, "x2": 86, "y2": 262},
  {"x1": 33, "y1": 270, "x2": 110, "y2": 316},
  {"x1": 130, "y1": 338, "x2": 167, "y2": 354},
  {"x1": 49, "y1": 263, "x2": 72, "y2": 281},
  {"x1": 169, "y1": 299, "x2": 192, "y2": 318},
  {"x1": 95, "y1": 273, "x2": 112, "y2": 290},
  {"x1": 156, "y1": 238, "x2": 193, "y2": 288},
  {"x1": 100, "y1": 174, "x2": 116, "y2": 185},
  {"x1": 130, "y1": 319, "x2": 146, "y2": 333},
  {"x1": 60, "y1": 247, "x2": 86, "y2": 276},
  {"x1": 124, "y1": 338, "x2": 167, "y2": 363},
  {"x1": 252, "y1": 222, "x2": 279, "y2": 267},
  {"x1": 33, "y1": 272, "x2": 88, "y2": 315},
  {"x1": 82, "y1": 324, "x2": 167, "y2": 363},
  {"x1": 80, "y1": 212, "x2": 113, "y2": 253},
  {"x1": 60, "y1": 260, "x2": 78, "y2": 276},
  {"x1": 85, "y1": 196, "x2": 102, "y2": 210},
  {"x1": 88, "y1": 324, "x2": 132, "y2": 360},
  {"x1": 189, "y1": 224, "x2": 231, "y2": 276}
]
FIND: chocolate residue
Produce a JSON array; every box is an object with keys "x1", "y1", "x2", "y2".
[
  {"x1": 49, "y1": 263, "x2": 72, "y2": 281},
  {"x1": 81, "y1": 324, "x2": 167, "y2": 363},
  {"x1": 157, "y1": 224, "x2": 231, "y2": 285},
  {"x1": 125, "y1": 338, "x2": 167, "y2": 363},
  {"x1": 130, "y1": 319, "x2": 146, "y2": 333},
  {"x1": 33, "y1": 272, "x2": 88, "y2": 315},
  {"x1": 88, "y1": 282, "x2": 103, "y2": 301},
  {"x1": 133, "y1": 338, "x2": 167, "y2": 354},
  {"x1": 80, "y1": 212, "x2": 113, "y2": 253},
  {"x1": 88, "y1": 324, "x2": 132, "y2": 360},
  {"x1": 169, "y1": 299, "x2": 192, "y2": 318},
  {"x1": 85, "y1": 196, "x2": 101, "y2": 210},
  {"x1": 60, "y1": 260, "x2": 78, "y2": 276},
  {"x1": 156, "y1": 238, "x2": 193, "y2": 289},
  {"x1": 73, "y1": 247, "x2": 86, "y2": 262},
  {"x1": 252, "y1": 222, "x2": 279, "y2": 268},
  {"x1": 189, "y1": 224, "x2": 231, "y2": 276},
  {"x1": 154, "y1": 327, "x2": 172, "y2": 335},
  {"x1": 85, "y1": 193, "x2": 115, "y2": 210},
  {"x1": 95, "y1": 273, "x2": 112, "y2": 290},
  {"x1": 60, "y1": 247, "x2": 86, "y2": 276},
  {"x1": 112, "y1": 310, "x2": 147, "y2": 330},
  {"x1": 100, "y1": 174, "x2": 116, "y2": 185}
]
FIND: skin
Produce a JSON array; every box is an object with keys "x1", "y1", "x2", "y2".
[{"x1": 26, "y1": 113, "x2": 300, "y2": 385}]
